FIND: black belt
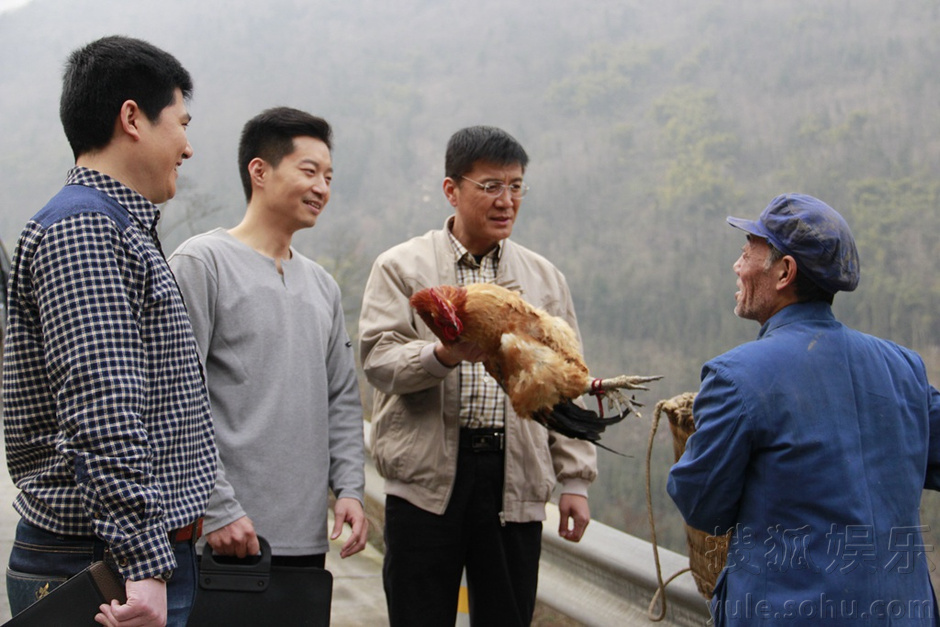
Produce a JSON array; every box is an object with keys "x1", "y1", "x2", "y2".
[{"x1": 459, "y1": 428, "x2": 505, "y2": 452}]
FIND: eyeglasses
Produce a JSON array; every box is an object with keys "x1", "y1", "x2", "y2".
[{"x1": 461, "y1": 176, "x2": 529, "y2": 199}]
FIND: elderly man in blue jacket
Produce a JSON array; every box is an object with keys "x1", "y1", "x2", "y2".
[{"x1": 668, "y1": 193, "x2": 940, "y2": 625}]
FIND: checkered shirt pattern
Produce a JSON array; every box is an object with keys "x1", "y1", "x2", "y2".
[
  {"x1": 447, "y1": 229, "x2": 506, "y2": 429},
  {"x1": 2, "y1": 168, "x2": 217, "y2": 580}
]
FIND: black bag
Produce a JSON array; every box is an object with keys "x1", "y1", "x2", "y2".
[
  {"x1": 187, "y1": 536, "x2": 332, "y2": 627},
  {"x1": 2, "y1": 560, "x2": 126, "y2": 626}
]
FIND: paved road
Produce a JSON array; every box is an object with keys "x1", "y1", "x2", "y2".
[{"x1": 0, "y1": 435, "x2": 390, "y2": 625}]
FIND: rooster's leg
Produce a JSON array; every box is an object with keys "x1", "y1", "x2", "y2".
[
  {"x1": 584, "y1": 375, "x2": 663, "y2": 419},
  {"x1": 587, "y1": 374, "x2": 663, "y2": 392}
]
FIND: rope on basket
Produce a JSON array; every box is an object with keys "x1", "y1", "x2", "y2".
[
  {"x1": 644, "y1": 398, "x2": 691, "y2": 622},
  {"x1": 646, "y1": 392, "x2": 730, "y2": 620}
]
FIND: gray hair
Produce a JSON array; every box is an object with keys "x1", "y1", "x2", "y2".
[{"x1": 764, "y1": 241, "x2": 834, "y2": 304}]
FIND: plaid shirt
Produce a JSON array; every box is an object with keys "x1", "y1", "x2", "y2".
[
  {"x1": 2, "y1": 167, "x2": 217, "y2": 580},
  {"x1": 446, "y1": 227, "x2": 506, "y2": 429}
]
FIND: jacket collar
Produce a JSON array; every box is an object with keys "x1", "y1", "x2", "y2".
[
  {"x1": 757, "y1": 301, "x2": 835, "y2": 340},
  {"x1": 437, "y1": 217, "x2": 522, "y2": 293}
]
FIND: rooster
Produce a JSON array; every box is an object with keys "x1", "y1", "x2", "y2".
[{"x1": 410, "y1": 283, "x2": 660, "y2": 450}]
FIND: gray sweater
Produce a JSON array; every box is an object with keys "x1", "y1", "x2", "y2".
[{"x1": 169, "y1": 228, "x2": 365, "y2": 555}]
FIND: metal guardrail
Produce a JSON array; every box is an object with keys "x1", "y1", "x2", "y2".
[
  {"x1": 362, "y1": 423, "x2": 710, "y2": 626},
  {"x1": 539, "y1": 505, "x2": 710, "y2": 625}
]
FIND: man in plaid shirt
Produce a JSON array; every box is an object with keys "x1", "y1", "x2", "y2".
[{"x1": 2, "y1": 36, "x2": 216, "y2": 627}]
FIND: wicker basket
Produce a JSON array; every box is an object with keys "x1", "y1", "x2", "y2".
[{"x1": 660, "y1": 392, "x2": 730, "y2": 599}]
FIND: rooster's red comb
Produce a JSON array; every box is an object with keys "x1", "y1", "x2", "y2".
[{"x1": 429, "y1": 287, "x2": 463, "y2": 340}]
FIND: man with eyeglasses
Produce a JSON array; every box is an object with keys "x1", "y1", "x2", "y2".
[{"x1": 359, "y1": 125, "x2": 597, "y2": 626}]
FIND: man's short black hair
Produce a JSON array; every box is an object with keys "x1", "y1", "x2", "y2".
[
  {"x1": 238, "y1": 107, "x2": 333, "y2": 201},
  {"x1": 60, "y1": 35, "x2": 193, "y2": 160},
  {"x1": 445, "y1": 126, "x2": 529, "y2": 181}
]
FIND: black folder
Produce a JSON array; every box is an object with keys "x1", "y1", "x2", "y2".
[{"x1": 2, "y1": 560, "x2": 126, "y2": 626}]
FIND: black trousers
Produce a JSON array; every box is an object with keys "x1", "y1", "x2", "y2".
[{"x1": 383, "y1": 448, "x2": 542, "y2": 627}]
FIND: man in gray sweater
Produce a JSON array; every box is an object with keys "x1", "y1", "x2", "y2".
[{"x1": 168, "y1": 107, "x2": 367, "y2": 567}]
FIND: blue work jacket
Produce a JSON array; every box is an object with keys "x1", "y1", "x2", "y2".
[{"x1": 668, "y1": 302, "x2": 940, "y2": 625}]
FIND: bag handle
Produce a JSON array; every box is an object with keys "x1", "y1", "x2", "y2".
[{"x1": 197, "y1": 535, "x2": 272, "y2": 592}]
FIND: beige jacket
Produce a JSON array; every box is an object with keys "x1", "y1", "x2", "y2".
[{"x1": 359, "y1": 221, "x2": 597, "y2": 522}]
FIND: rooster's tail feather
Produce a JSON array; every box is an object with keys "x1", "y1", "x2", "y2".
[{"x1": 531, "y1": 400, "x2": 630, "y2": 455}]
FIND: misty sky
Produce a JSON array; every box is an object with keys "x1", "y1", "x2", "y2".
[{"x1": 0, "y1": 0, "x2": 31, "y2": 13}]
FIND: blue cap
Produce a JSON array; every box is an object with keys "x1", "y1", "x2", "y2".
[{"x1": 727, "y1": 193, "x2": 860, "y2": 293}]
